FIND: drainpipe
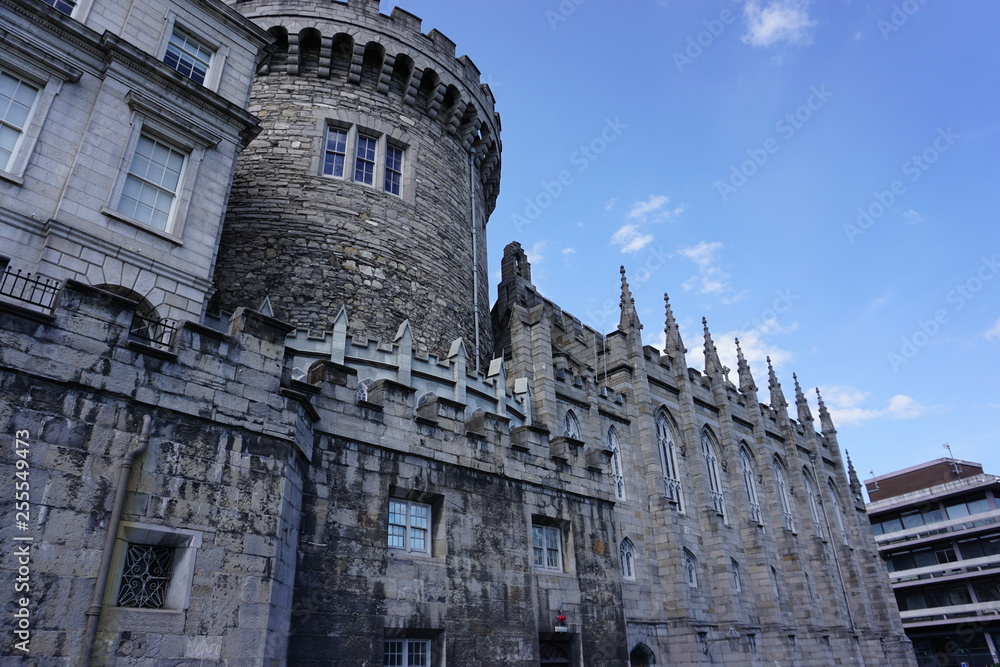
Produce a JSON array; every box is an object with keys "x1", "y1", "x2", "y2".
[
  {"x1": 78, "y1": 414, "x2": 152, "y2": 666},
  {"x1": 469, "y1": 148, "x2": 480, "y2": 375}
]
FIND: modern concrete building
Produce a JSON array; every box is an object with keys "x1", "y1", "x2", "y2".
[
  {"x1": 0, "y1": 0, "x2": 914, "y2": 664},
  {"x1": 866, "y1": 458, "x2": 1000, "y2": 666}
]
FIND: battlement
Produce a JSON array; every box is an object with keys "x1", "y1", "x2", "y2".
[{"x1": 229, "y1": 0, "x2": 501, "y2": 211}]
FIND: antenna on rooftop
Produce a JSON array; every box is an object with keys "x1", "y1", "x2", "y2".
[
  {"x1": 868, "y1": 470, "x2": 880, "y2": 492},
  {"x1": 942, "y1": 443, "x2": 963, "y2": 477}
]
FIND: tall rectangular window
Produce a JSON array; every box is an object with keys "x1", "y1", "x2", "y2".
[
  {"x1": 323, "y1": 127, "x2": 348, "y2": 177},
  {"x1": 388, "y1": 500, "x2": 430, "y2": 554},
  {"x1": 384, "y1": 639, "x2": 429, "y2": 666},
  {"x1": 164, "y1": 28, "x2": 213, "y2": 85},
  {"x1": 0, "y1": 70, "x2": 39, "y2": 172},
  {"x1": 532, "y1": 524, "x2": 562, "y2": 572},
  {"x1": 384, "y1": 144, "x2": 403, "y2": 195},
  {"x1": 117, "y1": 135, "x2": 186, "y2": 232},
  {"x1": 354, "y1": 134, "x2": 377, "y2": 185},
  {"x1": 40, "y1": 0, "x2": 75, "y2": 14}
]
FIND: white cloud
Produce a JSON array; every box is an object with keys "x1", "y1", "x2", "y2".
[
  {"x1": 985, "y1": 318, "x2": 1000, "y2": 342},
  {"x1": 742, "y1": 0, "x2": 817, "y2": 48},
  {"x1": 603, "y1": 197, "x2": 619, "y2": 212},
  {"x1": 627, "y1": 194, "x2": 670, "y2": 220},
  {"x1": 611, "y1": 194, "x2": 684, "y2": 253},
  {"x1": 525, "y1": 241, "x2": 546, "y2": 266},
  {"x1": 903, "y1": 209, "x2": 923, "y2": 224},
  {"x1": 561, "y1": 247, "x2": 576, "y2": 256},
  {"x1": 818, "y1": 386, "x2": 931, "y2": 426},
  {"x1": 611, "y1": 224, "x2": 655, "y2": 253},
  {"x1": 678, "y1": 241, "x2": 746, "y2": 301}
]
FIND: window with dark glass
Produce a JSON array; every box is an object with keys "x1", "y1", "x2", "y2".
[
  {"x1": 40, "y1": 0, "x2": 75, "y2": 15},
  {"x1": 532, "y1": 524, "x2": 562, "y2": 572},
  {"x1": 384, "y1": 144, "x2": 403, "y2": 195},
  {"x1": 117, "y1": 543, "x2": 175, "y2": 609},
  {"x1": 323, "y1": 127, "x2": 348, "y2": 177},
  {"x1": 164, "y1": 28, "x2": 213, "y2": 85},
  {"x1": 384, "y1": 639, "x2": 429, "y2": 666},
  {"x1": 0, "y1": 70, "x2": 39, "y2": 171},
  {"x1": 354, "y1": 134, "x2": 377, "y2": 185},
  {"x1": 388, "y1": 499, "x2": 430, "y2": 554}
]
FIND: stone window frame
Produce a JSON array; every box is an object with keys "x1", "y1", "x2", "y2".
[
  {"x1": 387, "y1": 498, "x2": 431, "y2": 555},
  {"x1": 730, "y1": 558, "x2": 742, "y2": 593},
  {"x1": 608, "y1": 426, "x2": 626, "y2": 501},
  {"x1": 530, "y1": 515, "x2": 572, "y2": 574},
  {"x1": 701, "y1": 428, "x2": 727, "y2": 523},
  {"x1": 39, "y1": 0, "x2": 76, "y2": 15},
  {"x1": 103, "y1": 521, "x2": 202, "y2": 612},
  {"x1": 156, "y1": 12, "x2": 230, "y2": 93},
  {"x1": 383, "y1": 638, "x2": 430, "y2": 666},
  {"x1": 740, "y1": 444, "x2": 764, "y2": 526},
  {"x1": 803, "y1": 467, "x2": 825, "y2": 540},
  {"x1": 827, "y1": 478, "x2": 850, "y2": 545},
  {"x1": 0, "y1": 49, "x2": 74, "y2": 186},
  {"x1": 43, "y1": 0, "x2": 97, "y2": 21},
  {"x1": 772, "y1": 455, "x2": 796, "y2": 534},
  {"x1": 383, "y1": 629, "x2": 443, "y2": 667},
  {"x1": 314, "y1": 112, "x2": 417, "y2": 204},
  {"x1": 103, "y1": 92, "x2": 221, "y2": 242},
  {"x1": 163, "y1": 26, "x2": 215, "y2": 86},
  {"x1": 655, "y1": 409, "x2": 685, "y2": 512},
  {"x1": 386, "y1": 487, "x2": 445, "y2": 559},
  {"x1": 683, "y1": 548, "x2": 698, "y2": 588},
  {"x1": 619, "y1": 537, "x2": 636, "y2": 580}
]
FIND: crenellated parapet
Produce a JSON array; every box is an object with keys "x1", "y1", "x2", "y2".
[{"x1": 226, "y1": 0, "x2": 501, "y2": 211}]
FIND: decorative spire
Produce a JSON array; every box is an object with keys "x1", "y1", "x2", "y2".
[
  {"x1": 618, "y1": 266, "x2": 642, "y2": 332},
  {"x1": 846, "y1": 450, "x2": 863, "y2": 500},
  {"x1": 663, "y1": 293, "x2": 686, "y2": 355},
  {"x1": 816, "y1": 387, "x2": 837, "y2": 435},
  {"x1": 702, "y1": 317, "x2": 725, "y2": 378},
  {"x1": 767, "y1": 356, "x2": 787, "y2": 411},
  {"x1": 793, "y1": 373, "x2": 813, "y2": 423},
  {"x1": 735, "y1": 338, "x2": 758, "y2": 395}
]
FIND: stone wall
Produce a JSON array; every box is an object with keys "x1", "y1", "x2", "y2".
[{"x1": 212, "y1": 0, "x2": 500, "y2": 367}]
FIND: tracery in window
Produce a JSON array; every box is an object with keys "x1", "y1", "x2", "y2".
[
  {"x1": 609, "y1": 426, "x2": 626, "y2": 500},
  {"x1": 740, "y1": 445, "x2": 763, "y2": 525},
  {"x1": 683, "y1": 549, "x2": 698, "y2": 587},
  {"x1": 773, "y1": 456, "x2": 795, "y2": 533},
  {"x1": 702, "y1": 429, "x2": 726, "y2": 520},
  {"x1": 563, "y1": 410, "x2": 580, "y2": 439},
  {"x1": 620, "y1": 538, "x2": 635, "y2": 580},
  {"x1": 804, "y1": 470, "x2": 824, "y2": 539},
  {"x1": 656, "y1": 410, "x2": 684, "y2": 511}
]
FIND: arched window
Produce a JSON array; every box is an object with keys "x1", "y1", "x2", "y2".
[
  {"x1": 803, "y1": 470, "x2": 824, "y2": 539},
  {"x1": 701, "y1": 429, "x2": 726, "y2": 521},
  {"x1": 740, "y1": 445, "x2": 763, "y2": 525},
  {"x1": 731, "y1": 558, "x2": 742, "y2": 593},
  {"x1": 772, "y1": 456, "x2": 796, "y2": 533},
  {"x1": 683, "y1": 549, "x2": 698, "y2": 587},
  {"x1": 656, "y1": 410, "x2": 684, "y2": 511},
  {"x1": 828, "y1": 479, "x2": 849, "y2": 545},
  {"x1": 620, "y1": 538, "x2": 635, "y2": 580},
  {"x1": 609, "y1": 427, "x2": 626, "y2": 501},
  {"x1": 563, "y1": 410, "x2": 580, "y2": 440}
]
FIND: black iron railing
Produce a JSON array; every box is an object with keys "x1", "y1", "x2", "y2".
[
  {"x1": 0, "y1": 266, "x2": 60, "y2": 312},
  {"x1": 128, "y1": 311, "x2": 177, "y2": 349}
]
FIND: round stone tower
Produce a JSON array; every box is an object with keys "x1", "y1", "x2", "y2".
[{"x1": 213, "y1": 0, "x2": 501, "y2": 365}]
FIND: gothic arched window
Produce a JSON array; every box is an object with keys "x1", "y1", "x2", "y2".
[
  {"x1": 828, "y1": 479, "x2": 849, "y2": 545},
  {"x1": 701, "y1": 429, "x2": 726, "y2": 521},
  {"x1": 656, "y1": 410, "x2": 684, "y2": 511},
  {"x1": 803, "y1": 470, "x2": 824, "y2": 539},
  {"x1": 772, "y1": 456, "x2": 796, "y2": 533},
  {"x1": 683, "y1": 549, "x2": 698, "y2": 588},
  {"x1": 620, "y1": 538, "x2": 635, "y2": 580},
  {"x1": 563, "y1": 410, "x2": 580, "y2": 440},
  {"x1": 740, "y1": 445, "x2": 763, "y2": 525},
  {"x1": 608, "y1": 427, "x2": 626, "y2": 500}
]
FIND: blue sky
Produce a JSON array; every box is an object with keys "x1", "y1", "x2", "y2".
[{"x1": 383, "y1": 0, "x2": 1000, "y2": 490}]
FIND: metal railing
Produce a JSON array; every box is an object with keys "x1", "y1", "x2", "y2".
[
  {"x1": 0, "y1": 266, "x2": 60, "y2": 312},
  {"x1": 128, "y1": 311, "x2": 177, "y2": 349}
]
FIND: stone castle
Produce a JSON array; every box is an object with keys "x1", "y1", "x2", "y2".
[{"x1": 0, "y1": 0, "x2": 915, "y2": 664}]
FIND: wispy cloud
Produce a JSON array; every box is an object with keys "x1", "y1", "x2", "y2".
[
  {"x1": 678, "y1": 241, "x2": 747, "y2": 303},
  {"x1": 611, "y1": 194, "x2": 684, "y2": 254},
  {"x1": 742, "y1": 0, "x2": 817, "y2": 48},
  {"x1": 985, "y1": 318, "x2": 1000, "y2": 342},
  {"x1": 525, "y1": 241, "x2": 546, "y2": 266},
  {"x1": 819, "y1": 386, "x2": 932, "y2": 426},
  {"x1": 611, "y1": 224, "x2": 655, "y2": 253},
  {"x1": 903, "y1": 209, "x2": 923, "y2": 224}
]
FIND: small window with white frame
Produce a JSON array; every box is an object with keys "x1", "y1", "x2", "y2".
[
  {"x1": 388, "y1": 499, "x2": 431, "y2": 554},
  {"x1": 117, "y1": 134, "x2": 187, "y2": 233},
  {"x1": 321, "y1": 123, "x2": 407, "y2": 196},
  {"x1": 383, "y1": 638, "x2": 429, "y2": 666},
  {"x1": 620, "y1": 538, "x2": 636, "y2": 580},
  {"x1": 354, "y1": 133, "x2": 377, "y2": 185},
  {"x1": 323, "y1": 126, "x2": 348, "y2": 178},
  {"x1": 532, "y1": 523, "x2": 563, "y2": 572},
  {"x1": 164, "y1": 27, "x2": 214, "y2": 85},
  {"x1": 0, "y1": 69, "x2": 39, "y2": 173},
  {"x1": 40, "y1": 0, "x2": 76, "y2": 15}
]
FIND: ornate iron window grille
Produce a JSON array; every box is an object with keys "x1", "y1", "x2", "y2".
[
  {"x1": 0, "y1": 266, "x2": 60, "y2": 312},
  {"x1": 117, "y1": 543, "x2": 174, "y2": 609}
]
